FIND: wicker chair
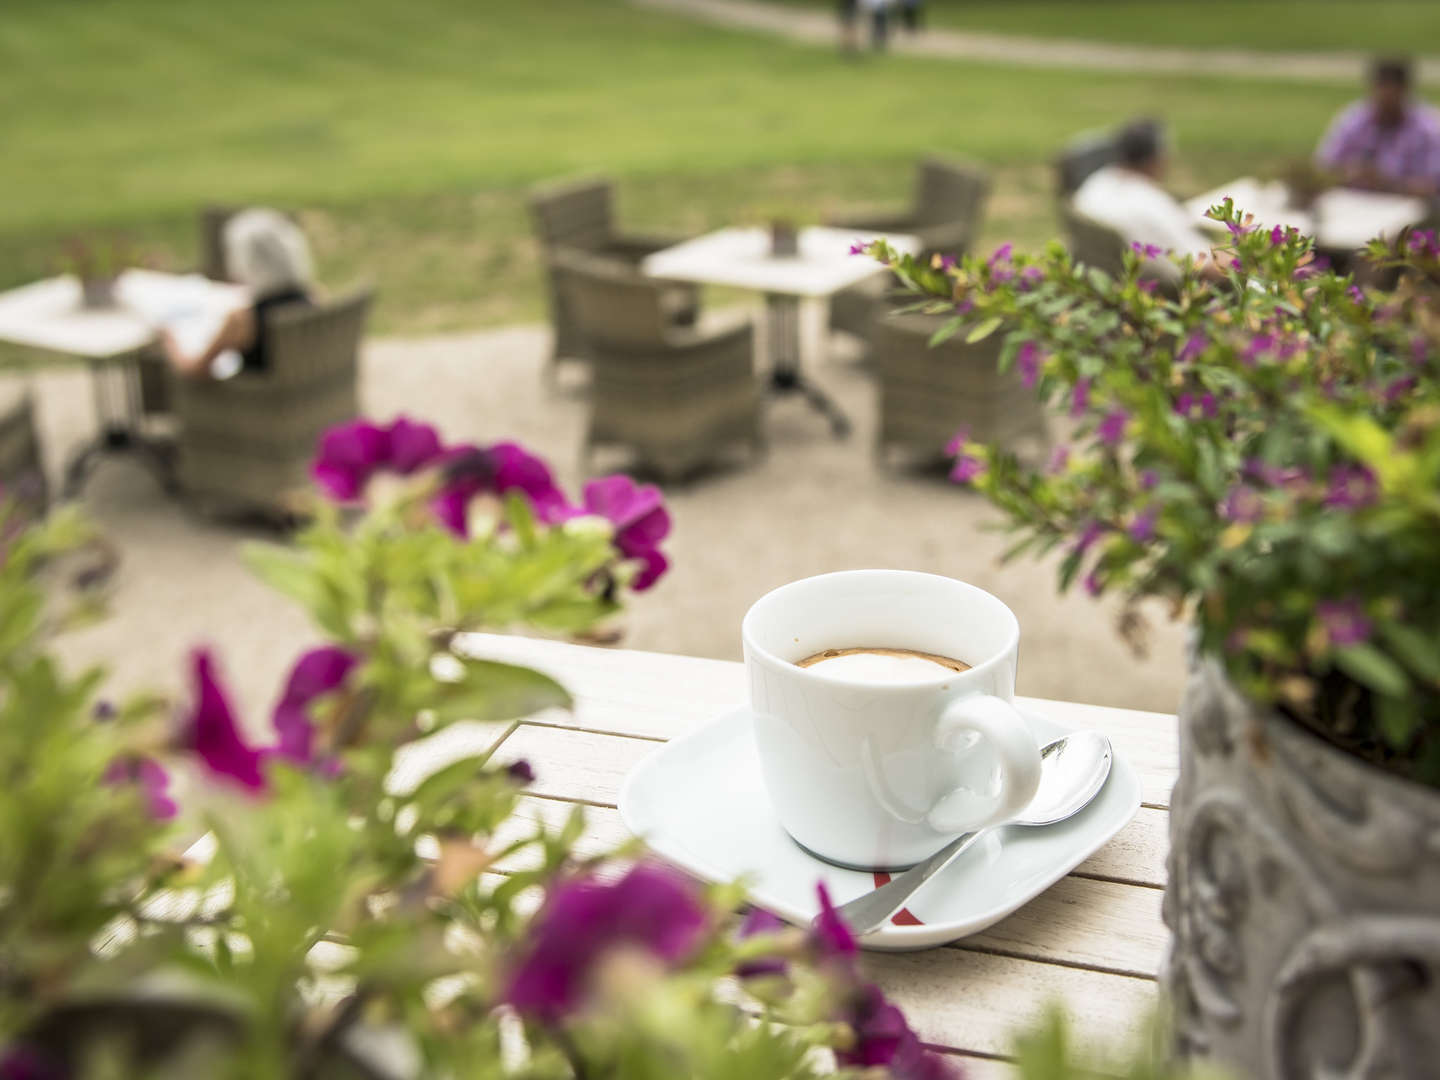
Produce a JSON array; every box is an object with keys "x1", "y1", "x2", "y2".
[
  {"x1": 0, "y1": 386, "x2": 49, "y2": 518},
  {"x1": 828, "y1": 157, "x2": 992, "y2": 341},
  {"x1": 1054, "y1": 131, "x2": 1121, "y2": 199},
  {"x1": 173, "y1": 289, "x2": 373, "y2": 517},
  {"x1": 871, "y1": 312, "x2": 1048, "y2": 469},
  {"x1": 528, "y1": 178, "x2": 699, "y2": 380},
  {"x1": 1059, "y1": 203, "x2": 1129, "y2": 279},
  {"x1": 551, "y1": 251, "x2": 761, "y2": 480}
]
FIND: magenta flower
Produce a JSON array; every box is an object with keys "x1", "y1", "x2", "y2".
[
  {"x1": 1137, "y1": 279, "x2": 1158, "y2": 294},
  {"x1": 1269, "y1": 225, "x2": 1285, "y2": 246},
  {"x1": 1177, "y1": 330, "x2": 1207, "y2": 363},
  {"x1": 1128, "y1": 507, "x2": 1158, "y2": 543},
  {"x1": 735, "y1": 906, "x2": 789, "y2": 979},
  {"x1": 987, "y1": 243, "x2": 1012, "y2": 266},
  {"x1": 1347, "y1": 284, "x2": 1366, "y2": 305},
  {"x1": 1220, "y1": 484, "x2": 1264, "y2": 524},
  {"x1": 1173, "y1": 392, "x2": 1217, "y2": 419},
  {"x1": 1130, "y1": 241, "x2": 1164, "y2": 260},
  {"x1": 810, "y1": 882, "x2": 857, "y2": 961},
  {"x1": 1046, "y1": 445, "x2": 1070, "y2": 474},
  {"x1": 1018, "y1": 265, "x2": 1044, "y2": 290},
  {"x1": 1139, "y1": 469, "x2": 1158, "y2": 490},
  {"x1": 576, "y1": 474, "x2": 672, "y2": 591},
  {"x1": 432, "y1": 442, "x2": 570, "y2": 537},
  {"x1": 949, "y1": 453, "x2": 986, "y2": 485},
  {"x1": 312, "y1": 416, "x2": 446, "y2": 501},
  {"x1": 1015, "y1": 342, "x2": 1042, "y2": 389},
  {"x1": 104, "y1": 756, "x2": 177, "y2": 820},
  {"x1": 989, "y1": 264, "x2": 1015, "y2": 287},
  {"x1": 1382, "y1": 374, "x2": 1418, "y2": 403},
  {"x1": 1083, "y1": 568, "x2": 1104, "y2": 596},
  {"x1": 1097, "y1": 409, "x2": 1129, "y2": 446},
  {"x1": 506, "y1": 759, "x2": 536, "y2": 785},
  {"x1": 848, "y1": 241, "x2": 867, "y2": 256},
  {"x1": 1316, "y1": 599, "x2": 1372, "y2": 647},
  {"x1": 1323, "y1": 464, "x2": 1378, "y2": 509},
  {"x1": 503, "y1": 862, "x2": 708, "y2": 1022},
  {"x1": 1242, "y1": 332, "x2": 1276, "y2": 364},
  {"x1": 1223, "y1": 219, "x2": 1253, "y2": 237},
  {"x1": 1069, "y1": 378, "x2": 1091, "y2": 418},
  {"x1": 938, "y1": 254, "x2": 957, "y2": 271},
  {"x1": 944, "y1": 426, "x2": 970, "y2": 457},
  {"x1": 837, "y1": 983, "x2": 911, "y2": 1066},
  {"x1": 182, "y1": 650, "x2": 269, "y2": 793},
  {"x1": 1230, "y1": 257, "x2": 1243, "y2": 272},
  {"x1": 272, "y1": 646, "x2": 360, "y2": 764},
  {"x1": 1074, "y1": 520, "x2": 1105, "y2": 554}
]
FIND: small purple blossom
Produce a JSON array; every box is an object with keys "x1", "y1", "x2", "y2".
[
  {"x1": 836, "y1": 983, "x2": 911, "y2": 1066},
  {"x1": 1230, "y1": 257, "x2": 1243, "y2": 272},
  {"x1": 503, "y1": 863, "x2": 708, "y2": 1022},
  {"x1": 1224, "y1": 219, "x2": 1254, "y2": 238},
  {"x1": 1074, "y1": 520, "x2": 1106, "y2": 554},
  {"x1": 183, "y1": 650, "x2": 269, "y2": 793},
  {"x1": 1242, "y1": 332, "x2": 1276, "y2": 364},
  {"x1": 312, "y1": 416, "x2": 446, "y2": 502},
  {"x1": 506, "y1": 759, "x2": 536, "y2": 785},
  {"x1": 987, "y1": 243, "x2": 1013, "y2": 266},
  {"x1": 989, "y1": 264, "x2": 1015, "y2": 287},
  {"x1": 1097, "y1": 409, "x2": 1129, "y2": 446},
  {"x1": 1316, "y1": 599, "x2": 1372, "y2": 647},
  {"x1": 1177, "y1": 330, "x2": 1207, "y2": 363},
  {"x1": 432, "y1": 441, "x2": 570, "y2": 537},
  {"x1": 735, "y1": 906, "x2": 788, "y2": 979},
  {"x1": 1137, "y1": 279, "x2": 1158, "y2": 294},
  {"x1": 1348, "y1": 284, "x2": 1366, "y2": 305},
  {"x1": 1015, "y1": 341, "x2": 1042, "y2": 389},
  {"x1": 1047, "y1": 445, "x2": 1070, "y2": 474},
  {"x1": 272, "y1": 646, "x2": 360, "y2": 764},
  {"x1": 1018, "y1": 264, "x2": 1044, "y2": 290},
  {"x1": 103, "y1": 756, "x2": 177, "y2": 820},
  {"x1": 949, "y1": 454, "x2": 986, "y2": 485},
  {"x1": 1069, "y1": 377, "x2": 1091, "y2": 418},
  {"x1": 1269, "y1": 225, "x2": 1285, "y2": 246},
  {"x1": 810, "y1": 882, "x2": 857, "y2": 961},
  {"x1": 1083, "y1": 569, "x2": 1104, "y2": 596},
  {"x1": 575, "y1": 474, "x2": 672, "y2": 591},
  {"x1": 1244, "y1": 459, "x2": 1308, "y2": 488},
  {"x1": 1139, "y1": 469, "x2": 1158, "y2": 490},
  {"x1": 1131, "y1": 241, "x2": 1164, "y2": 260},
  {"x1": 1382, "y1": 374, "x2": 1418, "y2": 403},
  {"x1": 1323, "y1": 464, "x2": 1378, "y2": 509},
  {"x1": 848, "y1": 241, "x2": 867, "y2": 256},
  {"x1": 944, "y1": 426, "x2": 970, "y2": 457},
  {"x1": 1220, "y1": 484, "x2": 1264, "y2": 524},
  {"x1": 937, "y1": 254, "x2": 957, "y2": 271},
  {"x1": 1128, "y1": 507, "x2": 1158, "y2": 543}
]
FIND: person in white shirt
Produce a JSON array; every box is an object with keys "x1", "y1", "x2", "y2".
[{"x1": 1073, "y1": 120, "x2": 1223, "y2": 280}]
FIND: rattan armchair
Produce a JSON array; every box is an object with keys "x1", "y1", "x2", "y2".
[
  {"x1": 551, "y1": 251, "x2": 762, "y2": 481},
  {"x1": 871, "y1": 312, "x2": 1048, "y2": 469},
  {"x1": 1054, "y1": 131, "x2": 1121, "y2": 199},
  {"x1": 529, "y1": 178, "x2": 699, "y2": 380},
  {"x1": 1059, "y1": 203, "x2": 1128, "y2": 278},
  {"x1": 173, "y1": 289, "x2": 373, "y2": 518},
  {"x1": 0, "y1": 385, "x2": 48, "y2": 517},
  {"x1": 828, "y1": 157, "x2": 991, "y2": 341}
]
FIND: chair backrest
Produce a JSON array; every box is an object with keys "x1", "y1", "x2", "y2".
[
  {"x1": 260, "y1": 289, "x2": 374, "y2": 387},
  {"x1": 549, "y1": 250, "x2": 669, "y2": 348},
  {"x1": 528, "y1": 179, "x2": 617, "y2": 253},
  {"x1": 199, "y1": 205, "x2": 239, "y2": 281},
  {"x1": 873, "y1": 311, "x2": 1005, "y2": 383},
  {"x1": 912, "y1": 156, "x2": 991, "y2": 228},
  {"x1": 1054, "y1": 131, "x2": 1120, "y2": 198},
  {"x1": 0, "y1": 388, "x2": 48, "y2": 514},
  {"x1": 1059, "y1": 203, "x2": 1128, "y2": 279}
]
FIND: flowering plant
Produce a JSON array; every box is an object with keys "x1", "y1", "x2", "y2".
[
  {"x1": 862, "y1": 209, "x2": 1440, "y2": 787},
  {"x1": 0, "y1": 417, "x2": 978, "y2": 1078}
]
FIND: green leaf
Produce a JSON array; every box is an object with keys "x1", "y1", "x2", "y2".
[
  {"x1": 428, "y1": 658, "x2": 572, "y2": 726},
  {"x1": 965, "y1": 316, "x2": 1003, "y2": 344},
  {"x1": 1334, "y1": 643, "x2": 1410, "y2": 698},
  {"x1": 927, "y1": 315, "x2": 966, "y2": 347},
  {"x1": 1375, "y1": 693, "x2": 1418, "y2": 746},
  {"x1": 1379, "y1": 622, "x2": 1440, "y2": 685}
]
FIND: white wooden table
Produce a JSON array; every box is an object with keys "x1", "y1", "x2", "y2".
[
  {"x1": 457, "y1": 633, "x2": 1176, "y2": 1075},
  {"x1": 0, "y1": 270, "x2": 247, "y2": 496},
  {"x1": 1185, "y1": 177, "x2": 1428, "y2": 251},
  {"x1": 643, "y1": 226, "x2": 920, "y2": 437}
]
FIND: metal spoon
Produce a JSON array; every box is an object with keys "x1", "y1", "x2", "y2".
[{"x1": 828, "y1": 730, "x2": 1114, "y2": 937}]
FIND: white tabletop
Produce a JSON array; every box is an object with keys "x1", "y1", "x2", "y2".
[
  {"x1": 1186, "y1": 177, "x2": 1427, "y2": 250},
  {"x1": 642, "y1": 225, "x2": 921, "y2": 298},
  {"x1": 0, "y1": 269, "x2": 248, "y2": 362}
]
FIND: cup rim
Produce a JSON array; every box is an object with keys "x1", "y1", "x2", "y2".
[{"x1": 740, "y1": 569, "x2": 1020, "y2": 690}]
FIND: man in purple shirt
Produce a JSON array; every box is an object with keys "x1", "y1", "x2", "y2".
[{"x1": 1316, "y1": 57, "x2": 1440, "y2": 196}]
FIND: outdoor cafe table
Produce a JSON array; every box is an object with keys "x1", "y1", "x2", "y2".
[
  {"x1": 1185, "y1": 177, "x2": 1429, "y2": 251},
  {"x1": 0, "y1": 269, "x2": 247, "y2": 497},
  {"x1": 643, "y1": 226, "x2": 921, "y2": 438},
  {"x1": 454, "y1": 632, "x2": 1177, "y2": 1073}
]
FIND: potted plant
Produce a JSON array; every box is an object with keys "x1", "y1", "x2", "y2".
[
  {"x1": 860, "y1": 212, "x2": 1440, "y2": 1079},
  {"x1": 0, "y1": 418, "x2": 970, "y2": 1079},
  {"x1": 60, "y1": 235, "x2": 140, "y2": 309}
]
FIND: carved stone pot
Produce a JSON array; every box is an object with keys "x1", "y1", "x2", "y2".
[{"x1": 1163, "y1": 657, "x2": 1440, "y2": 1080}]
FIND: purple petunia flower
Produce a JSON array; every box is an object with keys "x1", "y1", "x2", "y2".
[
  {"x1": 1269, "y1": 225, "x2": 1285, "y2": 246},
  {"x1": 1018, "y1": 265, "x2": 1044, "y2": 290},
  {"x1": 987, "y1": 243, "x2": 1012, "y2": 266},
  {"x1": 1230, "y1": 257, "x2": 1244, "y2": 272},
  {"x1": 1177, "y1": 330, "x2": 1207, "y2": 363},
  {"x1": 183, "y1": 650, "x2": 269, "y2": 793},
  {"x1": 735, "y1": 906, "x2": 789, "y2": 978},
  {"x1": 1316, "y1": 599, "x2": 1372, "y2": 647},
  {"x1": 1015, "y1": 342, "x2": 1042, "y2": 389},
  {"x1": 1097, "y1": 409, "x2": 1129, "y2": 446},
  {"x1": 432, "y1": 442, "x2": 571, "y2": 538},
  {"x1": 944, "y1": 427, "x2": 970, "y2": 457},
  {"x1": 506, "y1": 759, "x2": 536, "y2": 785},
  {"x1": 1128, "y1": 507, "x2": 1158, "y2": 543},
  {"x1": 1069, "y1": 377, "x2": 1091, "y2": 418},
  {"x1": 1242, "y1": 332, "x2": 1276, "y2": 364},
  {"x1": 1130, "y1": 241, "x2": 1164, "y2": 260},
  {"x1": 848, "y1": 241, "x2": 867, "y2": 256},
  {"x1": 835, "y1": 984, "x2": 958, "y2": 1078},
  {"x1": 272, "y1": 646, "x2": 360, "y2": 764},
  {"x1": 1073, "y1": 520, "x2": 1106, "y2": 554},
  {"x1": 104, "y1": 756, "x2": 178, "y2": 820},
  {"x1": 1220, "y1": 484, "x2": 1264, "y2": 524},
  {"x1": 810, "y1": 882, "x2": 857, "y2": 962},
  {"x1": 989, "y1": 265, "x2": 1015, "y2": 287},
  {"x1": 312, "y1": 416, "x2": 446, "y2": 502},
  {"x1": 575, "y1": 474, "x2": 672, "y2": 591},
  {"x1": 387, "y1": 417, "x2": 444, "y2": 475},
  {"x1": 504, "y1": 863, "x2": 708, "y2": 1022},
  {"x1": 1323, "y1": 464, "x2": 1378, "y2": 509},
  {"x1": 949, "y1": 454, "x2": 986, "y2": 485}
]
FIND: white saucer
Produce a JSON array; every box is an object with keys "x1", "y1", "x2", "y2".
[{"x1": 619, "y1": 706, "x2": 1141, "y2": 951}]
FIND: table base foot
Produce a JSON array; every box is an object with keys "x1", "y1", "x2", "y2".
[
  {"x1": 765, "y1": 369, "x2": 852, "y2": 438},
  {"x1": 63, "y1": 427, "x2": 178, "y2": 501}
]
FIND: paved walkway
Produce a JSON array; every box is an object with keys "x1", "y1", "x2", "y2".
[{"x1": 633, "y1": 0, "x2": 1440, "y2": 85}]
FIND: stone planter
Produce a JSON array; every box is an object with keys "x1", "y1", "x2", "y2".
[
  {"x1": 1163, "y1": 656, "x2": 1440, "y2": 1079},
  {"x1": 80, "y1": 275, "x2": 117, "y2": 309}
]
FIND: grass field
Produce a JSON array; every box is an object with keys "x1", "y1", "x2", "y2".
[
  {"x1": 2, "y1": 0, "x2": 1359, "y2": 334},
  {"x1": 772, "y1": 0, "x2": 1440, "y2": 53}
]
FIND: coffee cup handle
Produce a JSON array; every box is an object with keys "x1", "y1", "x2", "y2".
[{"x1": 926, "y1": 695, "x2": 1043, "y2": 834}]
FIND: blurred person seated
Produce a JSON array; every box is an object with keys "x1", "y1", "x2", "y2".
[
  {"x1": 162, "y1": 208, "x2": 316, "y2": 379},
  {"x1": 1315, "y1": 56, "x2": 1440, "y2": 197},
  {"x1": 1072, "y1": 119, "x2": 1224, "y2": 281}
]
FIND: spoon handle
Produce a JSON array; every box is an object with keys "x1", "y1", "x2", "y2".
[{"x1": 828, "y1": 828, "x2": 987, "y2": 936}]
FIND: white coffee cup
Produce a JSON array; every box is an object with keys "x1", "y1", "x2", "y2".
[{"x1": 741, "y1": 570, "x2": 1043, "y2": 870}]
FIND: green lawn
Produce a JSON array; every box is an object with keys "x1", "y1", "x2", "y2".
[
  {"x1": 772, "y1": 0, "x2": 1440, "y2": 54},
  {"x1": 1, "y1": 0, "x2": 1357, "y2": 334}
]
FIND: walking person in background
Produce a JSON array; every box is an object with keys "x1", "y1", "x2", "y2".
[
  {"x1": 900, "y1": 0, "x2": 924, "y2": 33},
  {"x1": 1315, "y1": 56, "x2": 1440, "y2": 196},
  {"x1": 861, "y1": 0, "x2": 893, "y2": 51}
]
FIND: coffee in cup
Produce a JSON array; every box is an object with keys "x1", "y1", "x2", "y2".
[{"x1": 796, "y1": 647, "x2": 970, "y2": 682}]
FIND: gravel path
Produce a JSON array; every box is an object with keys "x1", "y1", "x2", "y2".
[
  {"x1": 18, "y1": 322, "x2": 1187, "y2": 730},
  {"x1": 632, "y1": 0, "x2": 1440, "y2": 85}
]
